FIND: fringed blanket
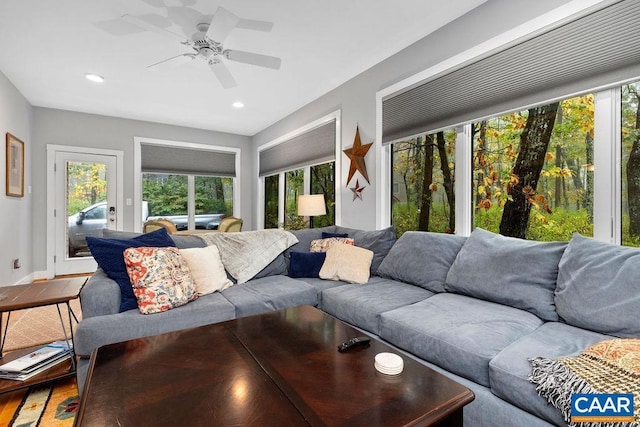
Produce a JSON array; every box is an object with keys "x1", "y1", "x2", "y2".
[
  {"x1": 529, "y1": 339, "x2": 640, "y2": 427},
  {"x1": 199, "y1": 229, "x2": 298, "y2": 284}
]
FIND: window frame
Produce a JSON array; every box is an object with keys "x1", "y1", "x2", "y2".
[
  {"x1": 133, "y1": 137, "x2": 241, "y2": 232},
  {"x1": 257, "y1": 110, "x2": 341, "y2": 229},
  {"x1": 376, "y1": 2, "x2": 631, "y2": 243}
]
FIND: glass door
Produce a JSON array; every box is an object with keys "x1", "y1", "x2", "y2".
[{"x1": 54, "y1": 151, "x2": 118, "y2": 275}]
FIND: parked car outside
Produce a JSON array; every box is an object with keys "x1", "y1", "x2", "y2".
[
  {"x1": 68, "y1": 201, "x2": 108, "y2": 256},
  {"x1": 68, "y1": 202, "x2": 226, "y2": 256}
]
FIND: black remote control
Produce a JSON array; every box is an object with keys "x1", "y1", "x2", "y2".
[{"x1": 338, "y1": 336, "x2": 371, "y2": 352}]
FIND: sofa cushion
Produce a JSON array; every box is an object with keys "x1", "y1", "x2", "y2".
[
  {"x1": 489, "y1": 322, "x2": 611, "y2": 426},
  {"x1": 180, "y1": 245, "x2": 233, "y2": 295},
  {"x1": 220, "y1": 275, "x2": 317, "y2": 318},
  {"x1": 334, "y1": 226, "x2": 397, "y2": 275},
  {"x1": 322, "y1": 278, "x2": 433, "y2": 335},
  {"x1": 555, "y1": 233, "x2": 640, "y2": 337},
  {"x1": 319, "y1": 243, "x2": 374, "y2": 284},
  {"x1": 377, "y1": 231, "x2": 466, "y2": 292},
  {"x1": 445, "y1": 228, "x2": 566, "y2": 321},
  {"x1": 87, "y1": 228, "x2": 177, "y2": 312},
  {"x1": 379, "y1": 293, "x2": 543, "y2": 386},
  {"x1": 292, "y1": 277, "x2": 352, "y2": 309},
  {"x1": 288, "y1": 252, "x2": 326, "y2": 278},
  {"x1": 74, "y1": 291, "x2": 236, "y2": 358}
]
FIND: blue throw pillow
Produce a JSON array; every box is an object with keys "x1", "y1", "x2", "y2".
[
  {"x1": 288, "y1": 251, "x2": 327, "y2": 278},
  {"x1": 87, "y1": 228, "x2": 177, "y2": 312},
  {"x1": 321, "y1": 232, "x2": 348, "y2": 239}
]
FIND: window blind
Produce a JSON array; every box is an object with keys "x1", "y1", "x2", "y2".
[
  {"x1": 382, "y1": 0, "x2": 640, "y2": 144},
  {"x1": 141, "y1": 144, "x2": 236, "y2": 177},
  {"x1": 259, "y1": 119, "x2": 336, "y2": 177}
]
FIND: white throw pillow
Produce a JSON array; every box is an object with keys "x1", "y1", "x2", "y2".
[
  {"x1": 319, "y1": 243, "x2": 374, "y2": 284},
  {"x1": 180, "y1": 245, "x2": 233, "y2": 295}
]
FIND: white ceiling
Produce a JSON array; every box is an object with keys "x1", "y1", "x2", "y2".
[{"x1": 0, "y1": 0, "x2": 486, "y2": 136}]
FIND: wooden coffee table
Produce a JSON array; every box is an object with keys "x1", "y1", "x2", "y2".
[{"x1": 76, "y1": 305, "x2": 474, "y2": 426}]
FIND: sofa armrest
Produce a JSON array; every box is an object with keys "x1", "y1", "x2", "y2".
[{"x1": 79, "y1": 268, "x2": 121, "y2": 318}]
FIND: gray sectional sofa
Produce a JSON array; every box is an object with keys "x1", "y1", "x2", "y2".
[{"x1": 75, "y1": 226, "x2": 640, "y2": 427}]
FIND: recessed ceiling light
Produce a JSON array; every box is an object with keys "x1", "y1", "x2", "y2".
[
  {"x1": 232, "y1": 101, "x2": 244, "y2": 109},
  {"x1": 85, "y1": 73, "x2": 105, "y2": 83}
]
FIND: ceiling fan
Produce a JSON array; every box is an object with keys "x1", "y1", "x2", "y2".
[{"x1": 122, "y1": 6, "x2": 281, "y2": 89}]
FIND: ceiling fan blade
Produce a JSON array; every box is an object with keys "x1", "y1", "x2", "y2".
[
  {"x1": 209, "y1": 60, "x2": 237, "y2": 89},
  {"x1": 147, "y1": 53, "x2": 195, "y2": 70},
  {"x1": 236, "y1": 18, "x2": 273, "y2": 32},
  {"x1": 224, "y1": 50, "x2": 281, "y2": 70},
  {"x1": 206, "y1": 7, "x2": 240, "y2": 43},
  {"x1": 121, "y1": 13, "x2": 186, "y2": 42}
]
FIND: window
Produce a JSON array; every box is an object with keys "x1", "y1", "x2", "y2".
[
  {"x1": 310, "y1": 162, "x2": 335, "y2": 227},
  {"x1": 143, "y1": 173, "x2": 233, "y2": 230},
  {"x1": 264, "y1": 174, "x2": 279, "y2": 229},
  {"x1": 259, "y1": 111, "x2": 340, "y2": 229},
  {"x1": 622, "y1": 81, "x2": 640, "y2": 247},
  {"x1": 263, "y1": 161, "x2": 335, "y2": 229},
  {"x1": 379, "y1": 1, "x2": 640, "y2": 244},
  {"x1": 472, "y1": 95, "x2": 594, "y2": 241},
  {"x1": 391, "y1": 129, "x2": 456, "y2": 236},
  {"x1": 285, "y1": 169, "x2": 304, "y2": 228}
]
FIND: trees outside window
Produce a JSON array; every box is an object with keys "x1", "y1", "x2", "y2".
[
  {"x1": 310, "y1": 162, "x2": 335, "y2": 227},
  {"x1": 142, "y1": 173, "x2": 233, "y2": 224},
  {"x1": 391, "y1": 129, "x2": 456, "y2": 236},
  {"x1": 472, "y1": 95, "x2": 594, "y2": 241},
  {"x1": 263, "y1": 161, "x2": 335, "y2": 229},
  {"x1": 264, "y1": 174, "x2": 279, "y2": 229},
  {"x1": 622, "y1": 82, "x2": 640, "y2": 247},
  {"x1": 284, "y1": 169, "x2": 304, "y2": 228}
]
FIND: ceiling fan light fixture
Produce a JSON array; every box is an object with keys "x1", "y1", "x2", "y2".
[
  {"x1": 232, "y1": 101, "x2": 244, "y2": 109},
  {"x1": 85, "y1": 73, "x2": 105, "y2": 83}
]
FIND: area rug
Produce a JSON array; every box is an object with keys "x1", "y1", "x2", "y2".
[{"x1": 9, "y1": 381, "x2": 78, "y2": 427}]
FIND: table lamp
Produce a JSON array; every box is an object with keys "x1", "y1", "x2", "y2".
[{"x1": 297, "y1": 194, "x2": 326, "y2": 228}]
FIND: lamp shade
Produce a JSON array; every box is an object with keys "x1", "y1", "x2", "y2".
[{"x1": 298, "y1": 194, "x2": 326, "y2": 216}]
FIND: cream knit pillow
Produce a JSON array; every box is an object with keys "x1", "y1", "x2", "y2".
[
  {"x1": 180, "y1": 245, "x2": 233, "y2": 295},
  {"x1": 319, "y1": 243, "x2": 374, "y2": 284}
]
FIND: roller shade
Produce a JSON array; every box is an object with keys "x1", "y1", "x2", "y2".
[
  {"x1": 382, "y1": 0, "x2": 640, "y2": 144},
  {"x1": 259, "y1": 119, "x2": 336, "y2": 177},
  {"x1": 141, "y1": 144, "x2": 236, "y2": 177}
]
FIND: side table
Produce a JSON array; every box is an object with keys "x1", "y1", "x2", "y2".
[{"x1": 0, "y1": 276, "x2": 86, "y2": 393}]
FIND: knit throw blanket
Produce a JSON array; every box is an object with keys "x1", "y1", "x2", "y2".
[
  {"x1": 529, "y1": 339, "x2": 640, "y2": 427},
  {"x1": 199, "y1": 229, "x2": 298, "y2": 284}
]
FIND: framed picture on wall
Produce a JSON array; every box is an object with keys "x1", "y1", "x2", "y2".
[{"x1": 6, "y1": 132, "x2": 24, "y2": 197}]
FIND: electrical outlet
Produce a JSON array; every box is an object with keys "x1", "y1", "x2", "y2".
[{"x1": 12, "y1": 259, "x2": 20, "y2": 269}]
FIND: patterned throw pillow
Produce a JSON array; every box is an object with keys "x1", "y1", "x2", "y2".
[
  {"x1": 124, "y1": 247, "x2": 198, "y2": 314},
  {"x1": 310, "y1": 237, "x2": 355, "y2": 253}
]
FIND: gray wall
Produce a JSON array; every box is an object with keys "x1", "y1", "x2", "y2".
[
  {"x1": 32, "y1": 108, "x2": 252, "y2": 275},
  {"x1": 251, "y1": 0, "x2": 574, "y2": 230},
  {"x1": 0, "y1": 71, "x2": 33, "y2": 285}
]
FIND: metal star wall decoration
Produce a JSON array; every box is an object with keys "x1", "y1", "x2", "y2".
[
  {"x1": 350, "y1": 179, "x2": 365, "y2": 201},
  {"x1": 343, "y1": 126, "x2": 372, "y2": 185}
]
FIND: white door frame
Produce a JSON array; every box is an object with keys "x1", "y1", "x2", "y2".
[{"x1": 46, "y1": 145, "x2": 124, "y2": 279}]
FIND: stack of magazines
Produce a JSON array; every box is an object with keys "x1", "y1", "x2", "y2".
[{"x1": 0, "y1": 340, "x2": 73, "y2": 381}]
